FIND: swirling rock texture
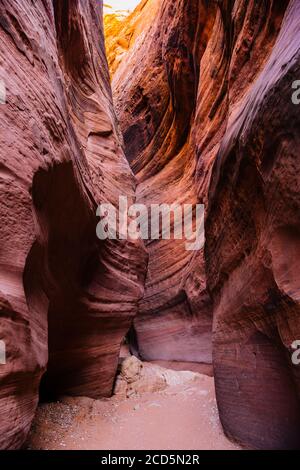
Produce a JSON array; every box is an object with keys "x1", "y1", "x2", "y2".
[
  {"x1": 110, "y1": 0, "x2": 300, "y2": 450},
  {"x1": 205, "y1": 0, "x2": 300, "y2": 450},
  {"x1": 104, "y1": 0, "x2": 160, "y2": 77},
  {"x1": 112, "y1": 0, "x2": 214, "y2": 364},
  {"x1": 0, "y1": 0, "x2": 146, "y2": 449},
  {"x1": 1, "y1": 0, "x2": 300, "y2": 452}
]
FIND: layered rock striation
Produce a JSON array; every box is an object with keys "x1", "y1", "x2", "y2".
[
  {"x1": 104, "y1": 0, "x2": 160, "y2": 77},
  {"x1": 0, "y1": 0, "x2": 146, "y2": 449},
  {"x1": 1, "y1": 0, "x2": 300, "y2": 451},
  {"x1": 109, "y1": 0, "x2": 300, "y2": 450},
  {"x1": 204, "y1": 0, "x2": 300, "y2": 450},
  {"x1": 112, "y1": 0, "x2": 214, "y2": 364}
]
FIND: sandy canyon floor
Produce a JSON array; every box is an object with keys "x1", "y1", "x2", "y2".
[{"x1": 27, "y1": 361, "x2": 241, "y2": 451}]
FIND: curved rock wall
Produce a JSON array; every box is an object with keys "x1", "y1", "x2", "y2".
[
  {"x1": 110, "y1": 0, "x2": 300, "y2": 449},
  {"x1": 112, "y1": 0, "x2": 214, "y2": 364},
  {"x1": 1, "y1": 0, "x2": 300, "y2": 451},
  {"x1": 205, "y1": 0, "x2": 300, "y2": 450},
  {"x1": 0, "y1": 0, "x2": 146, "y2": 449}
]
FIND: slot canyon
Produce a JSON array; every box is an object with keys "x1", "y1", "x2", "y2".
[{"x1": 0, "y1": 0, "x2": 300, "y2": 451}]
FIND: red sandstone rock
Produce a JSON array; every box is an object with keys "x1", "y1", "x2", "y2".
[
  {"x1": 204, "y1": 0, "x2": 300, "y2": 450},
  {"x1": 0, "y1": 0, "x2": 146, "y2": 449},
  {"x1": 110, "y1": 0, "x2": 300, "y2": 450},
  {"x1": 1, "y1": 0, "x2": 300, "y2": 452},
  {"x1": 112, "y1": 0, "x2": 214, "y2": 364}
]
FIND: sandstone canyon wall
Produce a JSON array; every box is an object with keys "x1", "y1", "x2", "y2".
[
  {"x1": 109, "y1": 0, "x2": 300, "y2": 449},
  {"x1": 0, "y1": 0, "x2": 299, "y2": 452},
  {"x1": 204, "y1": 0, "x2": 300, "y2": 450},
  {"x1": 0, "y1": 0, "x2": 146, "y2": 449},
  {"x1": 104, "y1": 0, "x2": 160, "y2": 77},
  {"x1": 111, "y1": 0, "x2": 214, "y2": 364}
]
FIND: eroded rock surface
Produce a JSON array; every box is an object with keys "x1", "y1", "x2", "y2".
[
  {"x1": 112, "y1": 0, "x2": 214, "y2": 364},
  {"x1": 109, "y1": 0, "x2": 300, "y2": 450},
  {"x1": 204, "y1": 0, "x2": 300, "y2": 450},
  {"x1": 0, "y1": 0, "x2": 146, "y2": 449},
  {"x1": 1, "y1": 0, "x2": 300, "y2": 452},
  {"x1": 104, "y1": 0, "x2": 160, "y2": 77}
]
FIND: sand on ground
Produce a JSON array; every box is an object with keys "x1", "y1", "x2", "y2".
[{"x1": 28, "y1": 366, "x2": 241, "y2": 451}]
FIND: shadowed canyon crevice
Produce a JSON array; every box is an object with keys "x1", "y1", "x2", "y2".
[{"x1": 0, "y1": 0, "x2": 300, "y2": 451}]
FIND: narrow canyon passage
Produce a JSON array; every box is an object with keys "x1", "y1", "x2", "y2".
[
  {"x1": 26, "y1": 0, "x2": 230, "y2": 450},
  {"x1": 104, "y1": 0, "x2": 300, "y2": 450},
  {"x1": 0, "y1": 0, "x2": 300, "y2": 452},
  {"x1": 109, "y1": 0, "x2": 214, "y2": 365}
]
